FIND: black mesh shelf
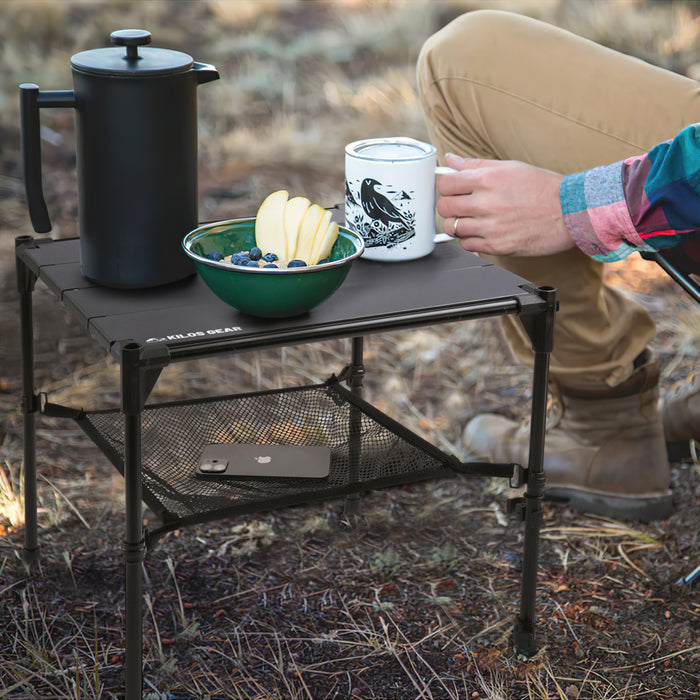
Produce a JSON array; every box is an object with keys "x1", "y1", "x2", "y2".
[{"x1": 71, "y1": 376, "x2": 460, "y2": 538}]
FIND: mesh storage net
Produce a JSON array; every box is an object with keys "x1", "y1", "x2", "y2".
[{"x1": 73, "y1": 376, "x2": 458, "y2": 533}]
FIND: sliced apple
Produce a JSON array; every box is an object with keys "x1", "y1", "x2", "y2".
[
  {"x1": 311, "y1": 220, "x2": 339, "y2": 264},
  {"x1": 255, "y1": 189, "x2": 288, "y2": 259},
  {"x1": 294, "y1": 204, "x2": 326, "y2": 263},
  {"x1": 308, "y1": 209, "x2": 332, "y2": 264},
  {"x1": 283, "y1": 196, "x2": 311, "y2": 260}
]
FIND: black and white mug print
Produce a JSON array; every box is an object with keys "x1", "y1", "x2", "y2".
[{"x1": 344, "y1": 177, "x2": 417, "y2": 250}]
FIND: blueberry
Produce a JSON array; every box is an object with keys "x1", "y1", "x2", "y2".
[
  {"x1": 249, "y1": 246, "x2": 262, "y2": 261},
  {"x1": 245, "y1": 260, "x2": 259, "y2": 267},
  {"x1": 287, "y1": 259, "x2": 307, "y2": 268},
  {"x1": 263, "y1": 263, "x2": 279, "y2": 269},
  {"x1": 230, "y1": 253, "x2": 247, "y2": 266},
  {"x1": 318, "y1": 258, "x2": 330, "y2": 265},
  {"x1": 207, "y1": 250, "x2": 224, "y2": 261},
  {"x1": 262, "y1": 252, "x2": 278, "y2": 263}
]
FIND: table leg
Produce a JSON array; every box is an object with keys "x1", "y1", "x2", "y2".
[
  {"x1": 513, "y1": 286, "x2": 556, "y2": 657},
  {"x1": 16, "y1": 236, "x2": 40, "y2": 567},
  {"x1": 513, "y1": 345, "x2": 549, "y2": 656},
  {"x1": 343, "y1": 336, "x2": 364, "y2": 520},
  {"x1": 121, "y1": 343, "x2": 146, "y2": 699}
]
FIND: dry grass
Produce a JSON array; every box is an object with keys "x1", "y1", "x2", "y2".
[{"x1": 1, "y1": 1, "x2": 699, "y2": 698}]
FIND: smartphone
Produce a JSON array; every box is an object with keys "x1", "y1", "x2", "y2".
[{"x1": 195, "y1": 443, "x2": 331, "y2": 480}]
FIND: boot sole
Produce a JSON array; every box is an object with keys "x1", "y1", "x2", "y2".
[{"x1": 544, "y1": 486, "x2": 674, "y2": 522}]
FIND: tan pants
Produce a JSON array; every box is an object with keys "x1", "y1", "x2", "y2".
[{"x1": 417, "y1": 10, "x2": 700, "y2": 386}]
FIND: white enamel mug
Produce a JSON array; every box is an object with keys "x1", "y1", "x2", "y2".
[{"x1": 344, "y1": 137, "x2": 454, "y2": 262}]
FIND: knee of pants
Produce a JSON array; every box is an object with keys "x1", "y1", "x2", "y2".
[{"x1": 418, "y1": 9, "x2": 532, "y2": 89}]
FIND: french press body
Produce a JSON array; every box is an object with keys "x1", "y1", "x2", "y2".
[{"x1": 20, "y1": 29, "x2": 219, "y2": 288}]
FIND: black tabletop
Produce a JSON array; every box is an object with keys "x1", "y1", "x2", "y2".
[{"x1": 19, "y1": 235, "x2": 544, "y2": 363}]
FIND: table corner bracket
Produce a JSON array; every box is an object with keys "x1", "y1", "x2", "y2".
[
  {"x1": 119, "y1": 340, "x2": 171, "y2": 413},
  {"x1": 518, "y1": 285, "x2": 557, "y2": 354}
]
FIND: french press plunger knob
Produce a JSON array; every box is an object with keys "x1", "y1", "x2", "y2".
[{"x1": 110, "y1": 29, "x2": 151, "y2": 59}]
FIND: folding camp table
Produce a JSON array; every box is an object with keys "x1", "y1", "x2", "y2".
[{"x1": 15, "y1": 223, "x2": 556, "y2": 699}]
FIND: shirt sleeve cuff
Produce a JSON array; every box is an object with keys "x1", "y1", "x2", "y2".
[{"x1": 560, "y1": 162, "x2": 649, "y2": 262}]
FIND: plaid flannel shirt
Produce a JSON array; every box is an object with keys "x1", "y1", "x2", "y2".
[{"x1": 560, "y1": 124, "x2": 700, "y2": 261}]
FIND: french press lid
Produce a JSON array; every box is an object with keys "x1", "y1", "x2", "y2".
[{"x1": 70, "y1": 29, "x2": 194, "y2": 77}]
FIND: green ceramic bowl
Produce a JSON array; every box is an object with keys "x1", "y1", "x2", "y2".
[{"x1": 182, "y1": 218, "x2": 364, "y2": 318}]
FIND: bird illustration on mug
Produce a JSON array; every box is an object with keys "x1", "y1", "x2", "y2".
[{"x1": 345, "y1": 177, "x2": 416, "y2": 248}]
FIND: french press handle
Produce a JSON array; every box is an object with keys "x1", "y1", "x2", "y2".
[{"x1": 19, "y1": 83, "x2": 76, "y2": 233}]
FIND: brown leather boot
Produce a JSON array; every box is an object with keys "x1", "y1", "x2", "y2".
[
  {"x1": 463, "y1": 351, "x2": 673, "y2": 521},
  {"x1": 661, "y1": 372, "x2": 699, "y2": 460}
]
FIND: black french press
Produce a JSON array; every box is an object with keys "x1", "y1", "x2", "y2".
[{"x1": 20, "y1": 29, "x2": 219, "y2": 288}]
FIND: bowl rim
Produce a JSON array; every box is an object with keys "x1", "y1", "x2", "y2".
[{"x1": 182, "y1": 217, "x2": 365, "y2": 274}]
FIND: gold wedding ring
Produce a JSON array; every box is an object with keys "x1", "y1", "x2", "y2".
[{"x1": 452, "y1": 217, "x2": 460, "y2": 235}]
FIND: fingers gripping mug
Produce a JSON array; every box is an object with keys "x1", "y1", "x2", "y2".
[{"x1": 344, "y1": 137, "x2": 454, "y2": 262}]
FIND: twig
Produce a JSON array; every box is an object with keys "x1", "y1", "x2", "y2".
[
  {"x1": 552, "y1": 600, "x2": 584, "y2": 651},
  {"x1": 378, "y1": 616, "x2": 435, "y2": 699},
  {"x1": 617, "y1": 544, "x2": 651, "y2": 580},
  {"x1": 38, "y1": 474, "x2": 91, "y2": 530},
  {"x1": 384, "y1": 613, "x2": 459, "y2": 699},
  {"x1": 605, "y1": 644, "x2": 700, "y2": 671}
]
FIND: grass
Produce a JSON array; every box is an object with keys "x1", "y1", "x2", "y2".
[{"x1": 0, "y1": 461, "x2": 23, "y2": 536}]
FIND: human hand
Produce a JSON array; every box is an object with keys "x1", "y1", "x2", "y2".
[{"x1": 437, "y1": 153, "x2": 574, "y2": 257}]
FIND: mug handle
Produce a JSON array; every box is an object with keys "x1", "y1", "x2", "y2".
[{"x1": 434, "y1": 165, "x2": 457, "y2": 243}]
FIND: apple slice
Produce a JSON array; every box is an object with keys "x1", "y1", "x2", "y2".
[
  {"x1": 283, "y1": 196, "x2": 311, "y2": 260},
  {"x1": 294, "y1": 204, "x2": 326, "y2": 263},
  {"x1": 311, "y1": 220, "x2": 339, "y2": 264},
  {"x1": 308, "y1": 209, "x2": 333, "y2": 264},
  {"x1": 255, "y1": 190, "x2": 288, "y2": 259}
]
